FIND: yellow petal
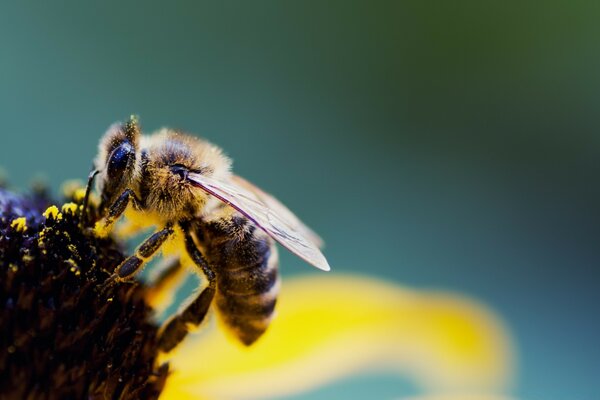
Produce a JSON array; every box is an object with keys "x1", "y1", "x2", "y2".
[{"x1": 160, "y1": 274, "x2": 514, "y2": 400}]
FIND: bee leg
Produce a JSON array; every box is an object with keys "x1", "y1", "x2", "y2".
[
  {"x1": 94, "y1": 188, "x2": 139, "y2": 237},
  {"x1": 114, "y1": 225, "x2": 175, "y2": 280},
  {"x1": 158, "y1": 224, "x2": 215, "y2": 352}
]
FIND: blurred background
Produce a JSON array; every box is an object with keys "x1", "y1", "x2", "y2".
[{"x1": 1, "y1": 2, "x2": 598, "y2": 399}]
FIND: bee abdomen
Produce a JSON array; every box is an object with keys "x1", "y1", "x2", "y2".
[{"x1": 215, "y1": 235, "x2": 280, "y2": 345}]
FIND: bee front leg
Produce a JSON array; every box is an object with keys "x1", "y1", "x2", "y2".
[
  {"x1": 94, "y1": 188, "x2": 138, "y2": 237},
  {"x1": 158, "y1": 223, "x2": 215, "y2": 352},
  {"x1": 79, "y1": 168, "x2": 100, "y2": 226},
  {"x1": 114, "y1": 225, "x2": 175, "y2": 280}
]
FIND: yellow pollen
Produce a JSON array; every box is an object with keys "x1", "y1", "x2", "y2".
[
  {"x1": 37, "y1": 229, "x2": 47, "y2": 247},
  {"x1": 43, "y1": 205, "x2": 60, "y2": 220},
  {"x1": 61, "y1": 202, "x2": 79, "y2": 215},
  {"x1": 94, "y1": 221, "x2": 111, "y2": 238},
  {"x1": 10, "y1": 217, "x2": 27, "y2": 233}
]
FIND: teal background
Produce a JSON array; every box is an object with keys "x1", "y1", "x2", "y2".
[{"x1": 1, "y1": 2, "x2": 599, "y2": 399}]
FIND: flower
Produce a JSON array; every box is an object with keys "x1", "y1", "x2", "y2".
[
  {"x1": 161, "y1": 275, "x2": 515, "y2": 399},
  {"x1": 0, "y1": 186, "x2": 515, "y2": 399},
  {"x1": 0, "y1": 187, "x2": 167, "y2": 399}
]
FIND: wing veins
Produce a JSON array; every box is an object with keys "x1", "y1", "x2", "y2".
[{"x1": 187, "y1": 172, "x2": 330, "y2": 271}]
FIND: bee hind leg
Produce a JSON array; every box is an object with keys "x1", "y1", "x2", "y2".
[{"x1": 158, "y1": 223, "x2": 215, "y2": 352}]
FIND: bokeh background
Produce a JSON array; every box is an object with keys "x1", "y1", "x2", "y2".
[{"x1": 1, "y1": 2, "x2": 598, "y2": 399}]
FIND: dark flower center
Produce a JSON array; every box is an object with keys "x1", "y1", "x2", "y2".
[{"x1": 0, "y1": 188, "x2": 167, "y2": 400}]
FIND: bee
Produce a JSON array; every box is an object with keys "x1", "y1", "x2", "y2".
[{"x1": 83, "y1": 116, "x2": 330, "y2": 351}]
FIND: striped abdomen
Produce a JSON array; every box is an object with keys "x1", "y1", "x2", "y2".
[{"x1": 200, "y1": 214, "x2": 280, "y2": 345}]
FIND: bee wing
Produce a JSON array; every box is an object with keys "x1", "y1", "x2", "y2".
[
  {"x1": 187, "y1": 172, "x2": 330, "y2": 271},
  {"x1": 230, "y1": 174, "x2": 325, "y2": 248}
]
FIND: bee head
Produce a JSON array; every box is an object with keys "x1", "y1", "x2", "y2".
[
  {"x1": 95, "y1": 116, "x2": 140, "y2": 210},
  {"x1": 142, "y1": 130, "x2": 231, "y2": 219}
]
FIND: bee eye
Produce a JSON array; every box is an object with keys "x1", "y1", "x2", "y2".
[
  {"x1": 107, "y1": 142, "x2": 134, "y2": 178},
  {"x1": 170, "y1": 164, "x2": 188, "y2": 180}
]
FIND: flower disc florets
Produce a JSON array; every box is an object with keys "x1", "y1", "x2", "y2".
[{"x1": 0, "y1": 187, "x2": 167, "y2": 399}]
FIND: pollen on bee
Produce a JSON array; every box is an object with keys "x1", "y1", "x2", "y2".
[
  {"x1": 94, "y1": 220, "x2": 111, "y2": 238},
  {"x1": 10, "y1": 217, "x2": 27, "y2": 233}
]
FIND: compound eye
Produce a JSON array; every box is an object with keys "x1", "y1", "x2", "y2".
[
  {"x1": 107, "y1": 142, "x2": 134, "y2": 178},
  {"x1": 170, "y1": 164, "x2": 189, "y2": 180}
]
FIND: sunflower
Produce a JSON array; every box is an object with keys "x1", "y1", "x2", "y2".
[{"x1": 0, "y1": 185, "x2": 515, "y2": 399}]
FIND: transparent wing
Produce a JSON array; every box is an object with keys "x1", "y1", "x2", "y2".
[
  {"x1": 230, "y1": 174, "x2": 325, "y2": 248},
  {"x1": 187, "y1": 172, "x2": 330, "y2": 271}
]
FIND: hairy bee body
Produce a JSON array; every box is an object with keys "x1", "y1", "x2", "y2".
[
  {"x1": 96, "y1": 126, "x2": 229, "y2": 220},
  {"x1": 89, "y1": 117, "x2": 328, "y2": 350}
]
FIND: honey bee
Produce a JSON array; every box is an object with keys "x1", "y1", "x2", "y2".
[{"x1": 83, "y1": 116, "x2": 329, "y2": 351}]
